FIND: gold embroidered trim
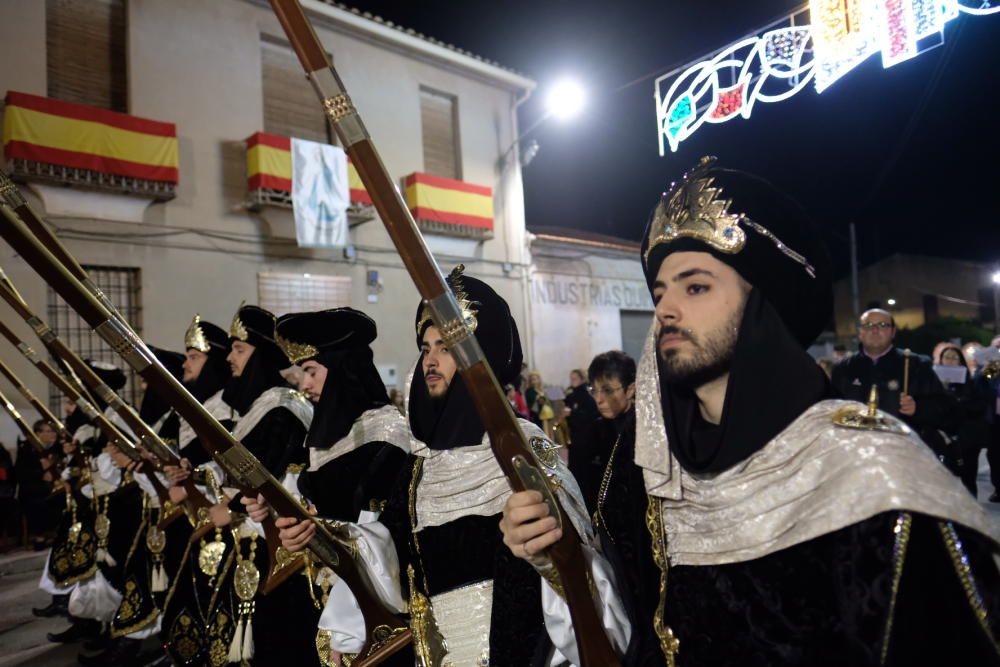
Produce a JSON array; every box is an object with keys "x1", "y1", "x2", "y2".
[
  {"x1": 160, "y1": 535, "x2": 195, "y2": 614},
  {"x1": 316, "y1": 628, "x2": 336, "y2": 666},
  {"x1": 938, "y1": 521, "x2": 1000, "y2": 657},
  {"x1": 185, "y1": 314, "x2": 211, "y2": 353},
  {"x1": 593, "y1": 432, "x2": 624, "y2": 540},
  {"x1": 229, "y1": 301, "x2": 248, "y2": 341},
  {"x1": 879, "y1": 512, "x2": 912, "y2": 665},
  {"x1": 645, "y1": 495, "x2": 679, "y2": 667},
  {"x1": 275, "y1": 330, "x2": 319, "y2": 364},
  {"x1": 408, "y1": 458, "x2": 449, "y2": 665},
  {"x1": 111, "y1": 604, "x2": 160, "y2": 638}
]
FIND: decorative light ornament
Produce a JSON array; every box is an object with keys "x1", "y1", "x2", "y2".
[{"x1": 656, "y1": 0, "x2": 1000, "y2": 154}]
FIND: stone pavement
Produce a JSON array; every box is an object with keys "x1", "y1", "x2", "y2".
[{"x1": 0, "y1": 550, "x2": 78, "y2": 667}]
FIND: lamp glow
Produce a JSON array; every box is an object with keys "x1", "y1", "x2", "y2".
[
  {"x1": 992, "y1": 271, "x2": 1000, "y2": 285},
  {"x1": 546, "y1": 80, "x2": 586, "y2": 121},
  {"x1": 887, "y1": 298, "x2": 897, "y2": 306}
]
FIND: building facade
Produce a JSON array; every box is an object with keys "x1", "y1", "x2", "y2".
[{"x1": 0, "y1": 0, "x2": 539, "y2": 445}]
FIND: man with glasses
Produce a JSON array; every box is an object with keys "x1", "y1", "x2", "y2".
[{"x1": 831, "y1": 308, "x2": 952, "y2": 431}]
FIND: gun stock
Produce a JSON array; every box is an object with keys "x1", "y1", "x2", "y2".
[{"x1": 0, "y1": 202, "x2": 410, "y2": 666}]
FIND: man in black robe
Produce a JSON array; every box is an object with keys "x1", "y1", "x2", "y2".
[
  {"x1": 276, "y1": 267, "x2": 589, "y2": 666},
  {"x1": 242, "y1": 307, "x2": 411, "y2": 665},
  {"x1": 501, "y1": 156, "x2": 1000, "y2": 666},
  {"x1": 160, "y1": 314, "x2": 240, "y2": 667}
]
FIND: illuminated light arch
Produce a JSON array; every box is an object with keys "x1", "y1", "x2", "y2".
[{"x1": 655, "y1": 0, "x2": 1000, "y2": 154}]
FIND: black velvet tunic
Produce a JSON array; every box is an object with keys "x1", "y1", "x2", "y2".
[
  {"x1": 377, "y1": 454, "x2": 547, "y2": 667},
  {"x1": 597, "y1": 417, "x2": 1000, "y2": 667},
  {"x1": 297, "y1": 440, "x2": 408, "y2": 521}
]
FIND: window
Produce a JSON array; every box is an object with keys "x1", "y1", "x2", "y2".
[
  {"x1": 261, "y1": 35, "x2": 331, "y2": 143},
  {"x1": 46, "y1": 0, "x2": 127, "y2": 112},
  {"x1": 420, "y1": 87, "x2": 461, "y2": 180},
  {"x1": 257, "y1": 272, "x2": 351, "y2": 316},
  {"x1": 47, "y1": 265, "x2": 142, "y2": 409}
]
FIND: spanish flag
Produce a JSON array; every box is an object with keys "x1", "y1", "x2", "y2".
[
  {"x1": 404, "y1": 172, "x2": 493, "y2": 231},
  {"x1": 245, "y1": 132, "x2": 370, "y2": 205},
  {"x1": 3, "y1": 91, "x2": 178, "y2": 183}
]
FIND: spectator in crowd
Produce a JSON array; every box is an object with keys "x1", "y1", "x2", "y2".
[
  {"x1": 981, "y1": 347, "x2": 1000, "y2": 502},
  {"x1": 15, "y1": 420, "x2": 60, "y2": 550},
  {"x1": 505, "y1": 384, "x2": 529, "y2": 419},
  {"x1": 0, "y1": 442, "x2": 17, "y2": 551},
  {"x1": 572, "y1": 351, "x2": 636, "y2": 515},
  {"x1": 964, "y1": 341, "x2": 985, "y2": 373},
  {"x1": 816, "y1": 358, "x2": 834, "y2": 379},
  {"x1": 563, "y1": 368, "x2": 598, "y2": 446},
  {"x1": 831, "y1": 309, "x2": 954, "y2": 450},
  {"x1": 388, "y1": 387, "x2": 405, "y2": 414},
  {"x1": 525, "y1": 370, "x2": 555, "y2": 432},
  {"x1": 935, "y1": 345, "x2": 990, "y2": 496}
]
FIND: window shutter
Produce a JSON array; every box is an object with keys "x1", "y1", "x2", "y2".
[
  {"x1": 46, "y1": 0, "x2": 127, "y2": 112},
  {"x1": 420, "y1": 88, "x2": 460, "y2": 180},
  {"x1": 261, "y1": 37, "x2": 330, "y2": 143},
  {"x1": 257, "y1": 273, "x2": 352, "y2": 316}
]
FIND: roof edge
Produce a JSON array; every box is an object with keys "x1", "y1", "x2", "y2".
[{"x1": 299, "y1": 0, "x2": 537, "y2": 92}]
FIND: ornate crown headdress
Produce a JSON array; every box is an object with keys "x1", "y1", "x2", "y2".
[
  {"x1": 228, "y1": 301, "x2": 248, "y2": 341},
  {"x1": 274, "y1": 330, "x2": 319, "y2": 365},
  {"x1": 185, "y1": 314, "x2": 211, "y2": 353},
  {"x1": 417, "y1": 264, "x2": 479, "y2": 335},
  {"x1": 645, "y1": 156, "x2": 816, "y2": 277}
]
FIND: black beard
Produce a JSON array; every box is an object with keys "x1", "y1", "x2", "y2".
[{"x1": 657, "y1": 307, "x2": 742, "y2": 389}]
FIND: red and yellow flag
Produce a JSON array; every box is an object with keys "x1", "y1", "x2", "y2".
[
  {"x1": 2, "y1": 91, "x2": 178, "y2": 183},
  {"x1": 403, "y1": 172, "x2": 493, "y2": 231},
  {"x1": 245, "y1": 132, "x2": 370, "y2": 204}
]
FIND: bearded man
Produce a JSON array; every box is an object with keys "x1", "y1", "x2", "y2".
[{"x1": 500, "y1": 157, "x2": 1000, "y2": 667}]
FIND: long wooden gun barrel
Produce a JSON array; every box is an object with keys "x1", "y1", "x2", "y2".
[
  {"x1": 0, "y1": 355, "x2": 71, "y2": 441},
  {"x1": 0, "y1": 202, "x2": 411, "y2": 665},
  {"x1": 267, "y1": 3, "x2": 620, "y2": 665},
  {"x1": 0, "y1": 383, "x2": 48, "y2": 454},
  {"x1": 0, "y1": 266, "x2": 216, "y2": 515}
]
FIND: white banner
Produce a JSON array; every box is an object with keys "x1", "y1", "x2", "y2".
[{"x1": 291, "y1": 137, "x2": 349, "y2": 248}]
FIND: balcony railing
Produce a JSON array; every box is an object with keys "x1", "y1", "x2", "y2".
[
  {"x1": 244, "y1": 132, "x2": 374, "y2": 225},
  {"x1": 2, "y1": 91, "x2": 178, "y2": 201},
  {"x1": 403, "y1": 172, "x2": 494, "y2": 240}
]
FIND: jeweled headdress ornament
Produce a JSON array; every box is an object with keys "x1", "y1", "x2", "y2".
[
  {"x1": 185, "y1": 314, "x2": 211, "y2": 353},
  {"x1": 229, "y1": 301, "x2": 248, "y2": 341},
  {"x1": 274, "y1": 330, "x2": 319, "y2": 365},
  {"x1": 645, "y1": 156, "x2": 816, "y2": 277},
  {"x1": 417, "y1": 264, "x2": 479, "y2": 335}
]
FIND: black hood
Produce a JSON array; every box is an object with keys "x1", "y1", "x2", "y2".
[
  {"x1": 642, "y1": 157, "x2": 833, "y2": 473},
  {"x1": 139, "y1": 346, "x2": 185, "y2": 425},
  {"x1": 276, "y1": 308, "x2": 388, "y2": 449},
  {"x1": 409, "y1": 267, "x2": 523, "y2": 449}
]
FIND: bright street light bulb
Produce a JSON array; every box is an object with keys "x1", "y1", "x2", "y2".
[
  {"x1": 887, "y1": 298, "x2": 896, "y2": 306},
  {"x1": 992, "y1": 271, "x2": 1000, "y2": 285},
  {"x1": 546, "y1": 80, "x2": 586, "y2": 121}
]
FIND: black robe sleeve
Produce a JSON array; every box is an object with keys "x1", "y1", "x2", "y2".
[
  {"x1": 239, "y1": 407, "x2": 308, "y2": 478},
  {"x1": 297, "y1": 442, "x2": 408, "y2": 521}
]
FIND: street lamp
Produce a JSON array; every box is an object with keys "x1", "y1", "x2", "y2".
[
  {"x1": 886, "y1": 298, "x2": 896, "y2": 307},
  {"x1": 500, "y1": 78, "x2": 587, "y2": 168},
  {"x1": 545, "y1": 79, "x2": 586, "y2": 121}
]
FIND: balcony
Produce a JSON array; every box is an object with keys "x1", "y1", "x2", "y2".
[
  {"x1": 2, "y1": 91, "x2": 177, "y2": 201},
  {"x1": 244, "y1": 132, "x2": 375, "y2": 226},
  {"x1": 403, "y1": 172, "x2": 494, "y2": 241}
]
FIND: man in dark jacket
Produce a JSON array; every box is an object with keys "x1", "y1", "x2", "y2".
[{"x1": 831, "y1": 309, "x2": 954, "y2": 447}]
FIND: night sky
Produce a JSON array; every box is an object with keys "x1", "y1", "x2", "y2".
[{"x1": 345, "y1": 0, "x2": 1000, "y2": 278}]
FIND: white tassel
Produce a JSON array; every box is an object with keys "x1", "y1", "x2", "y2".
[
  {"x1": 228, "y1": 618, "x2": 244, "y2": 663},
  {"x1": 151, "y1": 564, "x2": 167, "y2": 593},
  {"x1": 96, "y1": 547, "x2": 117, "y2": 567},
  {"x1": 241, "y1": 616, "x2": 254, "y2": 659}
]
